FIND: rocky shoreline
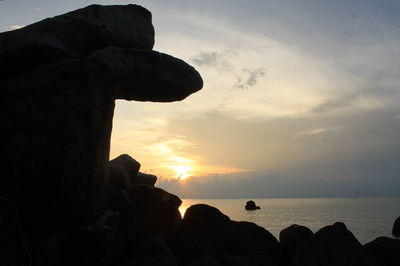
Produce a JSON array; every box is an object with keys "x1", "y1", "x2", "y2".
[
  {"x1": 0, "y1": 4, "x2": 399, "y2": 266},
  {"x1": 1, "y1": 154, "x2": 399, "y2": 266}
]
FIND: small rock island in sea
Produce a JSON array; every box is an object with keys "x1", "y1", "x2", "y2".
[
  {"x1": 245, "y1": 200, "x2": 261, "y2": 210},
  {"x1": 0, "y1": 4, "x2": 399, "y2": 266}
]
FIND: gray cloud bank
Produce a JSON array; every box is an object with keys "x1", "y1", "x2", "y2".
[{"x1": 156, "y1": 108, "x2": 400, "y2": 198}]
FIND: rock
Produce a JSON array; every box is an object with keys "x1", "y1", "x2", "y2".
[
  {"x1": 106, "y1": 189, "x2": 137, "y2": 240},
  {"x1": 108, "y1": 164, "x2": 132, "y2": 191},
  {"x1": 215, "y1": 221, "x2": 281, "y2": 265},
  {"x1": 350, "y1": 237, "x2": 400, "y2": 266},
  {"x1": 245, "y1": 200, "x2": 260, "y2": 210},
  {"x1": 0, "y1": 196, "x2": 30, "y2": 266},
  {"x1": 392, "y1": 216, "x2": 400, "y2": 238},
  {"x1": 133, "y1": 172, "x2": 158, "y2": 186},
  {"x1": 292, "y1": 222, "x2": 361, "y2": 266},
  {"x1": 217, "y1": 255, "x2": 253, "y2": 266},
  {"x1": 182, "y1": 204, "x2": 231, "y2": 235},
  {"x1": 33, "y1": 222, "x2": 123, "y2": 266},
  {"x1": 109, "y1": 154, "x2": 141, "y2": 178},
  {"x1": 279, "y1": 224, "x2": 313, "y2": 266},
  {"x1": 172, "y1": 206, "x2": 280, "y2": 265},
  {"x1": 0, "y1": 4, "x2": 202, "y2": 239},
  {"x1": 107, "y1": 155, "x2": 157, "y2": 190},
  {"x1": 171, "y1": 204, "x2": 231, "y2": 264},
  {"x1": 129, "y1": 185, "x2": 182, "y2": 237},
  {"x1": 123, "y1": 235, "x2": 178, "y2": 266},
  {"x1": 108, "y1": 154, "x2": 141, "y2": 190},
  {"x1": 188, "y1": 256, "x2": 221, "y2": 266},
  {"x1": 0, "y1": 4, "x2": 155, "y2": 78}
]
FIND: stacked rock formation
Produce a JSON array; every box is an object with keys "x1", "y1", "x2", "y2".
[{"x1": 0, "y1": 4, "x2": 202, "y2": 242}]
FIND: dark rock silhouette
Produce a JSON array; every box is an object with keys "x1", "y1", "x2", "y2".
[
  {"x1": 0, "y1": 4, "x2": 155, "y2": 78},
  {"x1": 108, "y1": 154, "x2": 140, "y2": 190},
  {"x1": 125, "y1": 235, "x2": 178, "y2": 266},
  {"x1": 0, "y1": 4, "x2": 202, "y2": 241},
  {"x1": 172, "y1": 204, "x2": 280, "y2": 266},
  {"x1": 215, "y1": 221, "x2": 281, "y2": 265},
  {"x1": 182, "y1": 204, "x2": 231, "y2": 235},
  {"x1": 392, "y1": 216, "x2": 400, "y2": 238},
  {"x1": 0, "y1": 196, "x2": 30, "y2": 266},
  {"x1": 350, "y1": 236, "x2": 400, "y2": 266},
  {"x1": 279, "y1": 224, "x2": 313, "y2": 266},
  {"x1": 129, "y1": 185, "x2": 182, "y2": 237},
  {"x1": 245, "y1": 200, "x2": 260, "y2": 210},
  {"x1": 291, "y1": 222, "x2": 361, "y2": 266}
]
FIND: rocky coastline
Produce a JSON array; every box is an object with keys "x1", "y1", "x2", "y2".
[{"x1": 0, "y1": 4, "x2": 399, "y2": 266}]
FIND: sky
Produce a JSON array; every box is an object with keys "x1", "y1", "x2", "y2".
[{"x1": 1, "y1": 0, "x2": 400, "y2": 198}]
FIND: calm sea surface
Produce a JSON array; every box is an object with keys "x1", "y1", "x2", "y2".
[{"x1": 179, "y1": 198, "x2": 400, "y2": 244}]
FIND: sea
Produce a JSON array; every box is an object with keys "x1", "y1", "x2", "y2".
[{"x1": 179, "y1": 198, "x2": 400, "y2": 244}]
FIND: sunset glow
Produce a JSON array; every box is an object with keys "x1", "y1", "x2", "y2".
[{"x1": 171, "y1": 164, "x2": 192, "y2": 180}]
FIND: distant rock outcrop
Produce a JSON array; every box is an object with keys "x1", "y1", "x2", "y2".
[
  {"x1": 0, "y1": 4, "x2": 202, "y2": 240},
  {"x1": 245, "y1": 200, "x2": 260, "y2": 210}
]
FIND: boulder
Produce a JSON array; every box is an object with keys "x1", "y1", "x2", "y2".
[
  {"x1": 108, "y1": 164, "x2": 132, "y2": 191},
  {"x1": 245, "y1": 200, "x2": 260, "y2": 210},
  {"x1": 173, "y1": 206, "x2": 280, "y2": 266},
  {"x1": 133, "y1": 172, "x2": 158, "y2": 186},
  {"x1": 0, "y1": 4, "x2": 202, "y2": 239},
  {"x1": 32, "y1": 220, "x2": 124, "y2": 266},
  {"x1": 215, "y1": 221, "x2": 281, "y2": 265},
  {"x1": 279, "y1": 224, "x2": 313, "y2": 266},
  {"x1": 108, "y1": 154, "x2": 141, "y2": 190},
  {"x1": 171, "y1": 204, "x2": 231, "y2": 264},
  {"x1": 123, "y1": 235, "x2": 178, "y2": 266},
  {"x1": 106, "y1": 189, "x2": 137, "y2": 240},
  {"x1": 129, "y1": 185, "x2": 182, "y2": 237},
  {"x1": 188, "y1": 256, "x2": 221, "y2": 266},
  {"x1": 0, "y1": 4, "x2": 154, "y2": 78},
  {"x1": 392, "y1": 216, "x2": 400, "y2": 238},
  {"x1": 182, "y1": 204, "x2": 231, "y2": 235},
  {"x1": 291, "y1": 222, "x2": 361, "y2": 266},
  {"x1": 350, "y1": 237, "x2": 400, "y2": 266},
  {"x1": 0, "y1": 196, "x2": 30, "y2": 266}
]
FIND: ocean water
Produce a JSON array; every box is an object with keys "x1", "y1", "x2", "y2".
[{"x1": 179, "y1": 198, "x2": 400, "y2": 244}]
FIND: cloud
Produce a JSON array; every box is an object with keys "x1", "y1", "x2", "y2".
[
  {"x1": 295, "y1": 126, "x2": 344, "y2": 137},
  {"x1": 191, "y1": 50, "x2": 236, "y2": 69},
  {"x1": 312, "y1": 95, "x2": 356, "y2": 113},
  {"x1": 234, "y1": 68, "x2": 266, "y2": 89},
  {"x1": 8, "y1": 25, "x2": 25, "y2": 30},
  {"x1": 148, "y1": 106, "x2": 400, "y2": 198}
]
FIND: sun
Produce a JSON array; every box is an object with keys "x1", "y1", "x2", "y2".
[{"x1": 171, "y1": 165, "x2": 192, "y2": 180}]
